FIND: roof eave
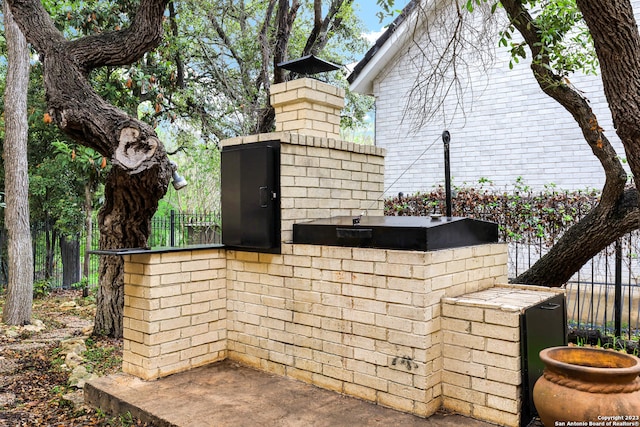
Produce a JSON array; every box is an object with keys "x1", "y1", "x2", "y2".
[{"x1": 348, "y1": 1, "x2": 419, "y2": 95}]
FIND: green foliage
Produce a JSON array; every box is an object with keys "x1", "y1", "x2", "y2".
[
  {"x1": 532, "y1": 0, "x2": 597, "y2": 75},
  {"x1": 29, "y1": 139, "x2": 106, "y2": 236},
  {"x1": 465, "y1": 0, "x2": 499, "y2": 13},
  {"x1": 375, "y1": 0, "x2": 403, "y2": 22},
  {"x1": 70, "y1": 277, "x2": 88, "y2": 291},
  {"x1": 42, "y1": 0, "x2": 137, "y2": 38},
  {"x1": 0, "y1": 0, "x2": 373, "y2": 272},
  {"x1": 93, "y1": 409, "x2": 136, "y2": 427},
  {"x1": 118, "y1": 412, "x2": 135, "y2": 426},
  {"x1": 341, "y1": 85, "x2": 375, "y2": 130},
  {"x1": 490, "y1": 0, "x2": 598, "y2": 76},
  {"x1": 82, "y1": 337, "x2": 122, "y2": 375},
  {"x1": 568, "y1": 328, "x2": 640, "y2": 355},
  {"x1": 41, "y1": 0, "x2": 173, "y2": 123},
  {"x1": 161, "y1": 1, "x2": 370, "y2": 142},
  {"x1": 33, "y1": 279, "x2": 52, "y2": 299},
  {"x1": 160, "y1": 130, "x2": 222, "y2": 214},
  {"x1": 0, "y1": 56, "x2": 105, "y2": 244}
]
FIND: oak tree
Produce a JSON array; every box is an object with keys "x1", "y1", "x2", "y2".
[
  {"x1": 7, "y1": 0, "x2": 173, "y2": 336},
  {"x1": 501, "y1": 0, "x2": 640, "y2": 286}
]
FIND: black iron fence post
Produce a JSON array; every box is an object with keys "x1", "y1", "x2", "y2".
[
  {"x1": 170, "y1": 210, "x2": 176, "y2": 247},
  {"x1": 614, "y1": 239, "x2": 622, "y2": 337}
]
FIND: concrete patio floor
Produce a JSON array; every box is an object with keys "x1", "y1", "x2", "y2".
[{"x1": 85, "y1": 359, "x2": 503, "y2": 427}]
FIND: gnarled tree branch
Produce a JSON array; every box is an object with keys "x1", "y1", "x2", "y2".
[
  {"x1": 497, "y1": 0, "x2": 639, "y2": 285},
  {"x1": 6, "y1": 0, "x2": 173, "y2": 337}
]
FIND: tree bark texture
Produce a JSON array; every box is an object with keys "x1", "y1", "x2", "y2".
[
  {"x1": 576, "y1": 1, "x2": 640, "y2": 194},
  {"x1": 60, "y1": 234, "x2": 80, "y2": 287},
  {"x1": 83, "y1": 182, "x2": 93, "y2": 282},
  {"x1": 7, "y1": 0, "x2": 172, "y2": 337},
  {"x1": 45, "y1": 223, "x2": 56, "y2": 279},
  {"x1": 2, "y1": 0, "x2": 33, "y2": 325},
  {"x1": 497, "y1": 0, "x2": 640, "y2": 286}
]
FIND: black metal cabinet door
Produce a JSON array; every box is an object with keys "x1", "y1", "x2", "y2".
[
  {"x1": 221, "y1": 141, "x2": 280, "y2": 250},
  {"x1": 520, "y1": 294, "x2": 567, "y2": 426}
]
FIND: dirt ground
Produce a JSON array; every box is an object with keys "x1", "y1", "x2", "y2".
[{"x1": 0, "y1": 289, "x2": 149, "y2": 426}]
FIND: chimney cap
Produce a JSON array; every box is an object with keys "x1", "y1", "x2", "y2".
[{"x1": 277, "y1": 55, "x2": 340, "y2": 76}]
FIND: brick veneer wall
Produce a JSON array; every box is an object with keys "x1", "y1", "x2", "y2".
[
  {"x1": 122, "y1": 249, "x2": 228, "y2": 380},
  {"x1": 226, "y1": 243, "x2": 508, "y2": 417},
  {"x1": 441, "y1": 285, "x2": 563, "y2": 426},
  {"x1": 220, "y1": 132, "x2": 386, "y2": 243},
  {"x1": 120, "y1": 242, "x2": 508, "y2": 418},
  {"x1": 270, "y1": 78, "x2": 345, "y2": 139}
]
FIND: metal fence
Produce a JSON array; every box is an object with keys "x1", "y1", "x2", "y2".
[
  {"x1": 0, "y1": 211, "x2": 221, "y2": 291},
  {"x1": 147, "y1": 211, "x2": 222, "y2": 248},
  {"x1": 385, "y1": 189, "x2": 640, "y2": 344},
  {"x1": 5, "y1": 197, "x2": 640, "y2": 344},
  {"x1": 511, "y1": 235, "x2": 640, "y2": 343}
]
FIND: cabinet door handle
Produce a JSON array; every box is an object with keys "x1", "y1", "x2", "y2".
[{"x1": 259, "y1": 186, "x2": 269, "y2": 208}]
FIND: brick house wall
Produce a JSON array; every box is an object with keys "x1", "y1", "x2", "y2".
[{"x1": 351, "y1": 1, "x2": 639, "y2": 194}]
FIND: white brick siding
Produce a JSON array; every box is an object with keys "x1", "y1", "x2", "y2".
[{"x1": 363, "y1": 3, "x2": 639, "y2": 194}]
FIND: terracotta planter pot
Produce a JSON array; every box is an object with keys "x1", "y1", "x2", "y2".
[{"x1": 533, "y1": 346, "x2": 640, "y2": 427}]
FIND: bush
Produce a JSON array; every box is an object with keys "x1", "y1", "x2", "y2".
[{"x1": 33, "y1": 279, "x2": 52, "y2": 299}]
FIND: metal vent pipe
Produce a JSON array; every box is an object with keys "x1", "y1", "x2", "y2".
[{"x1": 443, "y1": 130, "x2": 452, "y2": 218}]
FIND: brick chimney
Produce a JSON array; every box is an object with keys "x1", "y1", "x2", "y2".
[{"x1": 270, "y1": 78, "x2": 345, "y2": 139}]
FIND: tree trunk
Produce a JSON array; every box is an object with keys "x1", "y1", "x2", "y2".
[
  {"x1": 576, "y1": 1, "x2": 640, "y2": 195},
  {"x1": 302, "y1": 0, "x2": 352, "y2": 57},
  {"x1": 168, "y1": 2, "x2": 185, "y2": 89},
  {"x1": 60, "y1": 234, "x2": 81, "y2": 288},
  {"x1": 257, "y1": 0, "x2": 300, "y2": 133},
  {"x1": 0, "y1": 230, "x2": 8, "y2": 286},
  {"x1": 497, "y1": 0, "x2": 640, "y2": 286},
  {"x1": 2, "y1": 0, "x2": 33, "y2": 325},
  {"x1": 258, "y1": 0, "x2": 351, "y2": 133},
  {"x1": 7, "y1": 0, "x2": 172, "y2": 337},
  {"x1": 531, "y1": 0, "x2": 640, "y2": 287},
  {"x1": 95, "y1": 165, "x2": 168, "y2": 337},
  {"x1": 45, "y1": 220, "x2": 55, "y2": 279}
]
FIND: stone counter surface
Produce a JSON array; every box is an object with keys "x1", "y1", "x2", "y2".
[
  {"x1": 442, "y1": 284, "x2": 564, "y2": 426},
  {"x1": 443, "y1": 284, "x2": 562, "y2": 311}
]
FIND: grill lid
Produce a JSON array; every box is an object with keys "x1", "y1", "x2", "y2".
[{"x1": 293, "y1": 216, "x2": 499, "y2": 251}]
